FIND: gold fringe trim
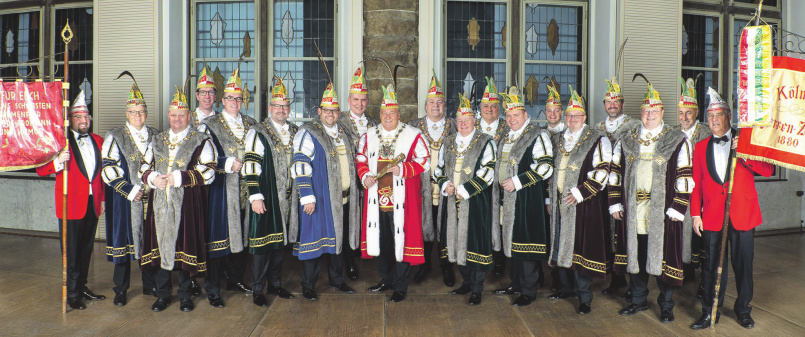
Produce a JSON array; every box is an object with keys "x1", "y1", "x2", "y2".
[{"x1": 736, "y1": 153, "x2": 805, "y2": 173}]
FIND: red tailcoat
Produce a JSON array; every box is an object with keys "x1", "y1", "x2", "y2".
[
  {"x1": 37, "y1": 132, "x2": 105, "y2": 220},
  {"x1": 690, "y1": 134, "x2": 773, "y2": 231}
]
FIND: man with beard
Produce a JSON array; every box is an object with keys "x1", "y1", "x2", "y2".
[
  {"x1": 139, "y1": 86, "x2": 216, "y2": 312},
  {"x1": 491, "y1": 86, "x2": 554, "y2": 307},
  {"x1": 201, "y1": 68, "x2": 257, "y2": 307},
  {"x1": 476, "y1": 77, "x2": 509, "y2": 277},
  {"x1": 101, "y1": 73, "x2": 159, "y2": 306},
  {"x1": 37, "y1": 90, "x2": 106, "y2": 310},
  {"x1": 244, "y1": 77, "x2": 299, "y2": 306},
  {"x1": 359, "y1": 81, "x2": 430, "y2": 303},
  {"x1": 335, "y1": 66, "x2": 378, "y2": 280},
  {"x1": 609, "y1": 75, "x2": 693, "y2": 323},
  {"x1": 409, "y1": 71, "x2": 457, "y2": 287},
  {"x1": 547, "y1": 87, "x2": 612, "y2": 315},
  {"x1": 290, "y1": 81, "x2": 359, "y2": 301},
  {"x1": 434, "y1": 93, "x2": 496, "y2": 306}
]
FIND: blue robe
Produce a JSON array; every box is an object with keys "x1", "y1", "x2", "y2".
[
  {"x1": 292, "y1": 132, "x2": 338, "y2": 260},
  {"x1": 102, "y1": 146, "x2": 137, "y2": 264}
]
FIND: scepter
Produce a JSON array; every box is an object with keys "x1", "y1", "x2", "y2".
[
  {"x1": 60, "y1": 21, "x2": 73, "y2": 314},
  {"x1": 710, "y1": 144, "x2": 738, "y2": 330}
]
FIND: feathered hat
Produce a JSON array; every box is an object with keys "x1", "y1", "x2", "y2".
[
  {"x1": 678, "y1": 74, "x2": 703, "y2": 109},
  {"x1": 427, "y1": 69, "x2": 445, "y2": 99},
  {"x1": 481, "y1": 77, "x2": 500, "y2": 104},
  {"x1": 456, "y1": 92, "x2": 474, "y2": 117},
  {"x1": 566, "y1": 85, "x2": 585, "y2": 113},
  {"x1": 545, "y1": 77, "x2": 562, "y2": 108},
  {"x1": 115, "y1": 71, "x2": 147, "y2": 108},
  {"x1": 605, "y1": 38, "x2": 628, "y2": 100},
  {"x1": 633, "y1": 73, "x2": 663, "y2": 109},
  {"x1": 349, "y1": 66, "x2": 367, "y2": 95},
  {"x1": 271, "y1": 76, "x2": 290, "y2": 103},
  {"x1": 499, "y1": 86, "x2": 526, "y2": 113}
]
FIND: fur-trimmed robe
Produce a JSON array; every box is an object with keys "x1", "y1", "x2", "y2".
[
  {"x1": 291, "y1": 119, "x2": 360, "y2": 259},
  {"x1": 491, "y1": 124, "x2": 554, "y2": 260},
  {"x1": 548, "y1": 126, "x2": 612, "y2": 279},
  {"x1": 674, "y1": 122, "x2": 711, "y2": 265},
  {"x1": 244, "y1": 120, "x2": 299, "y2": 254},
  {"x1": 201, "y1": 113, "x2": 257, "y2": 256},
  {"x1": 609, "y1": 124, "x2": 693, "y2": 286},
  {"x1": 140, "y1": 129, "x2": 215, "y2": 276},
  {"x1": 435, "y1": 132, "x2": 496, "y2": 270},
  {"x1": 337, "y1": 111, "x2": 378, "y2": 148},
  {"x1": 408, "y1": 117, "x2": 457, "y2": 241},
  {"x1": 475, "y1": 118, "x2": 509, "y2": 142},
  {"x1": 102, "y1": 125, "x2": 158, "y2": 263}
]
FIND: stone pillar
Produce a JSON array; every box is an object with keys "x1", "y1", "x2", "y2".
[{"x1": 363, "y1": 0, "x2": 419, "y2": 122}]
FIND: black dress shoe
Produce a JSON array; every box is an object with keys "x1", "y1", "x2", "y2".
[
  {"x1": 189, "y1": 279, "x2": 202, "y2": 296},
  {"x1": 451, "y1": 285, "x2": 472, "y2": 295},
  {"x1": 442, "y1": 269, "x2": 456, "y2": 287},
  {"x1": 619, "y1": 289, "x2": 633, "y2": 301},
  {"x1": 493, "y1": 263, "x2": 505, "y2": 277},
  {"x1": 492, "y1": 286, "x2": 520, "y2": 295},
  {"x1": 253, "y1": 292, "x2": 269, "y2": 307},
  {"x1": 548, "y1": 291, "x2": 576, "y2": 300},
  {"x1": 67, "y1": 297, "x2": 85, "y2": 310},
  {"x1": 660, "y1": 309, "x2": 675, "y2": 322},
  {"x1": 577, "y1": 302, "x2": 592, "y2": 315},
  {"x1": 738, "y1": 313, "x2": 754, "y2": 329},
  {"x1": 113, "y1": 292, "x2": 127, "y2": 306},
  {"x1": 602, "y1": 284, "x2": 623, "y2": 295},
  {"x1": 690, "y1": 312, "x2": 720, "y2": 330},
  {"x1": 227, "y1": 281, "x2": 252, "y2": 293},
  {"x1": 389, "y1": 291, "x2": 406, "y2": 303},
  {"x1": 268, "y1": 286, "x2": 295, "y2": 299},
  {"x1": 550, "y1": 274, "x2": 562, "y2": 291},
  {"x1": 368, "y1": 282, "x2": 393, "y2": 292},
  {"x1": 179, "y1": 297, "x2": 194, "y2": 312},
  {"x1": 302, "y1": 287, "x2": 317, "y2": 301},
  {"x1": 208, "y1": 293, "x2": 225, "y2": 308},
  {"x1": 696, "y1": 284, "x2": 705, "y2": 299},
  {"x1": 468, "y1": 292, "x2": 482, "y2": 306},
  {"x1": 619, "y1": 303, "x2": 648, "y2": 316},
  {"x1": 345, "y1": 264, "x2": 359, "y2": 281},
  {"x1": 512, "y1": 294, "x2": 535, "y2": 307},
  {"x1": 81, "y1": 290, "x2": 106, "y2": 301},
  {"x1": 143, "y1": 288, "x2": 158, "y2": 298},
  {"x1": 330, "y1": 283, "x2": 355, "y2": 294},
  {"x1": 151, "y1": 297, "x2": 170, "y2": 312},
  {"x1": 413, "y1": 267, "x2": 431, "y2": 283}
]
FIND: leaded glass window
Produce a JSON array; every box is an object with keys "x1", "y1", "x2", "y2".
[
  {"x1": 681, "y1": 13, "x2": 720, "y2": 122},
  {"x1": 0, "y1": 11, "x2": 40, "y2": 81}
]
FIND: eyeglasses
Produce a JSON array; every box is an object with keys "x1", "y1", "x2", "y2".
[
  {"x1": 270, "y1": 104, "x2": 291, "y2": 110},
  {"x1": 641, "y1": 110, "x2": 662, "y2": 116},
  {"x1": 564, "y1": 114, "x2": 585, "y2": 120},
  {"x1": 223, "y1": 96, "x2": 244, "y2": 103},
  {"x1": 320, "y1": 108, "x2": 339, "y2": 114},
  {"x1": 127, "y1": 110, "x2": 147, "y2": 116},
  {"x1": 197, "y1": 90, "x2": 215, "y2": 97}
]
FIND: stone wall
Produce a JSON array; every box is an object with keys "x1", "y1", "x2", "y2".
[
  {"x1": 363, "y1": 0, "x2": 419, "y2": 122},
  {"x1": 0, "y1": 178, "x2": 59, "y2": 232}
]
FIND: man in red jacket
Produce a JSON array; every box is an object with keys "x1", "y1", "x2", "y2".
[
  {"x1": 689, "y1": 88, "x2": 773, "y2": 330},
  {"x1": 37, "y1": 90, "x2": 106, "y2": 310}
]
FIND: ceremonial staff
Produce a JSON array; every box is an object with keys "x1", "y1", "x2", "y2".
[{"x1": 59, "y1": 21, "x2": 73, "y2": 314}]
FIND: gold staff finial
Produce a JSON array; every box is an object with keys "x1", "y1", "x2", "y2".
[{"x1": 61, "y1": 20, "x2": 73, "y2": 44}]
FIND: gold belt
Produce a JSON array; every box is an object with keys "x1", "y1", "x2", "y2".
[{"x1": 636, "y1": 190, "x2": 651, "y2": 203}]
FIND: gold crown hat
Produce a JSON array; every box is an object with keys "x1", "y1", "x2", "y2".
[
  {"x1": 633, "y1": 73, "x2": 663, "y2": 108},
  {"x1": 605, "y1": 38, "x2": 628, "y2": 100},
  {"x1": 169, "y1": 85, "x2": 190, "y2": 111},
  {"x1": 197, "y1": 64, "x2": 216, "y2": 90},
  {"x1": 565, "y1": 85, "x2": 585, "y2": 113},
  {"x1": 456, "y1": 92, "x2": 474, "y2": 117},
  {"x1": 480, "y1": 76, "x2": 500, "y2": 104},
  {"x1": 678, "y1": 74, "x2": 702, "y2": 109},
  {"x1": 499, "y1": 86, "x2": 526, "y2": 113},
  {"x1": 70, "y1": 90, "x2": 90, "y2": 115},
  {"x1": 381, "y1": 84, "x2": 399, "y2": 110},
  {"x1": 349, "y1": 66, "x2": 368, "y2": 95},
  {"x1": 546, "y1": 81, "x2": 562, "y2": 108},
  {"x1": 271, "y1": 76, "x2": 290, "y2": 103},
  {"x1": 115, "y1": 71, "x2": 147, "y2": 108},
  {"x1": 705, "y1": 87, "x2": 730, "y2": 113},
  {"x1": 320, "y1": 82, "x2": 340, "y2": 109},
  {"x1": 223, "y1": 68, "x2": 243, "y2": 94},
  {"x1": 427, "y1": 69, "x2": 445, "y2": 99}
]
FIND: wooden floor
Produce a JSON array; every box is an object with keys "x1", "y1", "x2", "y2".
[{"x1": 0, "y1": 233, "x2": 803, "y2": 337}]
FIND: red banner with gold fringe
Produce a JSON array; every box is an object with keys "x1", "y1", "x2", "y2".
[{"x1": 0, "y1": 81, "x2": 65, "y2": 171}]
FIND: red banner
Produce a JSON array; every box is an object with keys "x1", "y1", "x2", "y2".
[
  {"x1": 0, "y1": 82, "x2": 65, "y2": 172},
  {"x1": 737, "y1": 56, "x2": 805, "y2": 172}
]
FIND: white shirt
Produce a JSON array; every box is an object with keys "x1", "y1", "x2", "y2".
[
  {"x1": 194, "y1": 108, "x2": 215, "y2": 123},
  {"x1": 479, "y1": 118, "x2": 500, "y2": 137},
  {"x1": 547, "y1": 121, "x2": 566, "y2": 134},
  {"x1": 639, "y1": 121, "x2": 665, "y2": 140},
  {"x1": 126, "y1": 122, "x2": 150, "y2": 154},
  {"x1": 222, "y1": 112, "x2": 245, "y2": 139},
  {"x1": 426, "y1": 116, "x2": 447, "y2": 142},
  {"x1": 433, "y1": 129, "x2": 497, "y2": 199},
  {"x1": 271, "y1": 119, "x2": 292, "y2": 147},
  {"x1": 502, "y1": 122, "x2": 554, "y2": 191},
  {"x1": 562, "y1": 125, "x2": 585, "y2": 152},
  {"x1": 350, "y1": 111, "x2": 369, "y2": 136},
  {"x1": 713, "y1": 131, "x2": 731, "y2": 182},
  {"x1": 605, "y1": 114, "x2": 627, "y2": 133},
  {"x1": 323, "y1": 123, "x2": 345, "y2": 146},
  {"x1": 681, "y1": 120, "x2": 699, "y2": 149},
  {"x1": 55, "y1": 130, "x2": 98, "y2": 195}
]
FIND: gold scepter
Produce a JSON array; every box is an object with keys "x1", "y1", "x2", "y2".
[
  {"x1": 375, "y1": 153, "x2": 407, "y2": 179},
  {"x1": 60, "y1": 21, "x2": 73, "y2": 314}
]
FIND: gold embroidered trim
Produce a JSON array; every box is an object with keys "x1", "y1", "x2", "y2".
[
  {"x1": 511, "y1": 242, "x2": 547, "y2": 253},
  {"x1": 572, "y1": 254, "x2": 607, "y2": 273},
  {"x1": 467, "y1": 251, "x2": 493, "y2": 265},
  {"x1": 250, "y1": 232, "x2": 285, "y2": 248},
  {"x1": 614, "y1": 254, "x2": 628, "y2": 265}
]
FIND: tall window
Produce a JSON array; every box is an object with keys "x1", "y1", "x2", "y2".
[
  {"x1": 445, "y1": 0, "x2": 508, "y2": 118},
  {"x1": 192, "y1": 1, "x2": 258, "y2": 118},
  {"x1": 681, "y1": 13, "x2": 721, "y2": 122},
  {"x1": 54, "y1": 6, "x2": 93, "y2": 117},
  {"x1": 0, "y1": 11, "x2": 41, "y2": 81},
  {"x1": 521, "y1": 1, "x2": 586, "y2": 122},
  {"x1": 270, "y1": 0, "x2": 335, "y2": 121}
]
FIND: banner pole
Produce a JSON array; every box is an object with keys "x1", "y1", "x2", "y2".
[
  {"x1": 710, "y1": 146, "x2": 738, "y2": 330},
  {"x1": 60, "y1": 21, "x2": 73, "y2": 314}
]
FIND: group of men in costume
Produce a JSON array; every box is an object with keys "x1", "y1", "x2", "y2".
[{"x1": 41, "y1": 52, "x2": 768, "y2": 329}]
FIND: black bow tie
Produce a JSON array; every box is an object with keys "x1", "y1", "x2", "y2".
[
  {"x1": 77, "y1": 134, "x2": 89, "y2": 140},
  {"x1": 713, "y1": 135, "x2": 729, "y2": 144}
]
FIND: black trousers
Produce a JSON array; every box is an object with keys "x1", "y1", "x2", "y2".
[
  {"x1": 700, "y1": 226, "x2": 755, "y2": 314},
  {"x1": 550, "y1": 209, "x2": 574, "y2": 292},
  {"x1": 155, "y1": 268, "x2": 192, "y2": 299},
  {"x1": 58, "y1": 195, "x2": 99, "y2": 299},
  {"x1": 341, "y1": 203, "x2": 357, "y2": 268},
  {"x1": 142, "y1": 268, "x2": 157, "y2": 293},
  {"x1": 557, "y1": 267, "x2": 577, "y2": 293},
  {"x1": 574, "y1": 270, "x2": 594, "y2": 304},
  {"x1": 204, "y1": 256, "x2": 226, "y2": 295},
  {"x1": 377, "y1": 211, "x2": 411, "y2": 292},
  {"x1": 113, "y1": 261, "x2": 131, "y2": 294},
  {"x1": 251, "y1": 249, "x2": 284, "y2": 292},
  {"x1": 423, "y1": 205, "x2": 454, "y2": 271},
  {"x1": 630, "y1": 234, "x2": 676, "y2": 310},
  {"x1": 509, "y1": 258, "x2": 540, "y2": 297},
  {"x1": 459, "y1": 265, "x2": 486, "y2": 293},
  {"x1": 225, "y1": 209, "x2": 249, "y2": 284},
  {"x1": 301, "y1": 254, "x2": 344, "y2": 289}
]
